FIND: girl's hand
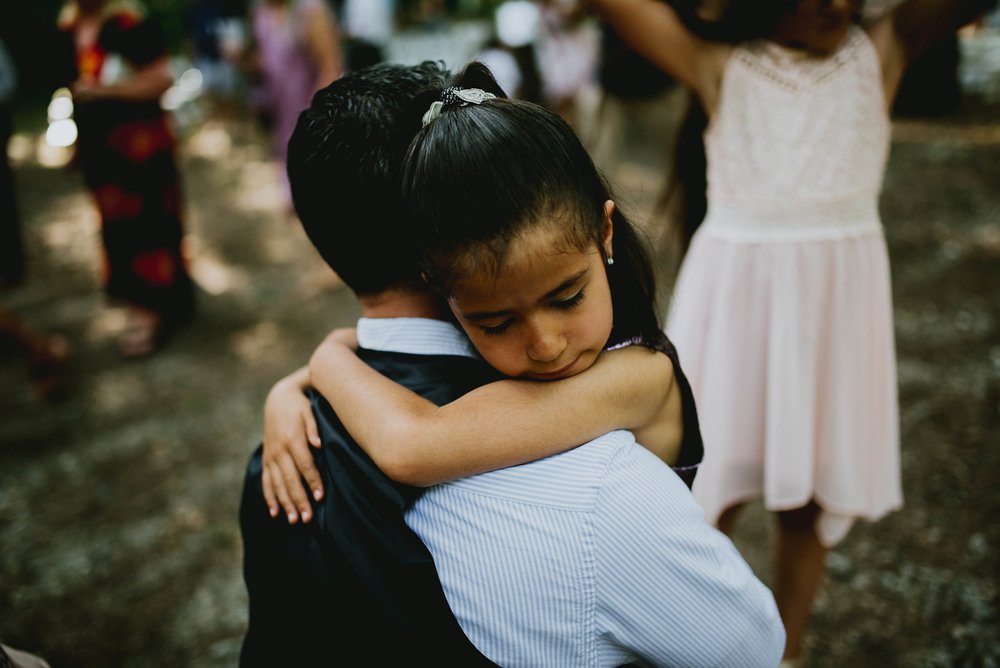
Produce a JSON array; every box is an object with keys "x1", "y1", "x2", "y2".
[{"x1": 261, "y1": 367, "x2": 322, "y2": 523}]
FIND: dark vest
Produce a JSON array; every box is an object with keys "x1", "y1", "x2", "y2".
[{"x1": 239, "y1": 349, "x2": 501, "y2": 666}]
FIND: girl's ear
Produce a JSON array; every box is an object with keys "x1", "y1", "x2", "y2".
[{"x1": 602, "y1": 200, "x2": 615, "y2": 259}]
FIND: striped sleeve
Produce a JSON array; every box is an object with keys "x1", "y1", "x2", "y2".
[{"x1": 593, "y1": 445, "x2": 785, "y2": 667}]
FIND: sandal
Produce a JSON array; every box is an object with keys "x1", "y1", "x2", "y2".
[
  {"x1": 28, "y1": 334, "x2": 70, "y2": 401},
  {"x1": 118, "y1": 309, "x2": 164, "y2": 359}
]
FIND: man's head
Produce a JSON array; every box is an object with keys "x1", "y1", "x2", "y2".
[{"x1": 287, "y1": 61, "x2": 450, "y2": 296}]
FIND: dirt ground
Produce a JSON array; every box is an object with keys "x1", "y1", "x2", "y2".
[{"x1": 0, "y1": 87, "x2": 997, "y2": 666}]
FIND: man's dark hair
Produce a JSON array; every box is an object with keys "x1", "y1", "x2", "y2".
[{"x1": 287, "y1": 61, "x2": 450, "y2": 295}]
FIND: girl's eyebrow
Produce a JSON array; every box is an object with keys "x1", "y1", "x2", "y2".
[{"x1": 461, "y1": 268, "x2": 590, "y2": 321}]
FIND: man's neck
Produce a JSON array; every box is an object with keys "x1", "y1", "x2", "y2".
[{"x1": 358, "y1": 287, "x2": 450, "y2": 321}]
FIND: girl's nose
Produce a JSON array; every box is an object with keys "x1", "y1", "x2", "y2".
[{"x1": 526, "y1": 320, "x2": 566, "y2": 363}]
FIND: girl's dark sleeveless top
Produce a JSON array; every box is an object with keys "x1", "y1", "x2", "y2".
[{"x1": 607, "y1": 334, "x2": 703, "y2": 489}]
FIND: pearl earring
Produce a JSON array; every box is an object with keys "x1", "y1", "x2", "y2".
[{"x1": 606, "y1": 257, "x2": 614, "y2": 266}]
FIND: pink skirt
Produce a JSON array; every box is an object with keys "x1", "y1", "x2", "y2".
[{"x1": 666, "y1": 224, "x2": 903, "y2": 546}]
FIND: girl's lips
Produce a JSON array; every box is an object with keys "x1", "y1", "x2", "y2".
[{"x1": 529, "y1": 354, "x2": 582, "y2": 380}]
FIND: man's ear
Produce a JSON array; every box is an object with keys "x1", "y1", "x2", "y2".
[{"x1": 602, "y1": 200, "x2": 615, "y2": 260}]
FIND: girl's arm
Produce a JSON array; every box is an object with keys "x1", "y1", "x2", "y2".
[
  {"x1": 868, "y1": 0, "x2": 996, "y2": 103},
  {"x1": 309, "y1": 330, "x2": 680, "y2": 487},
  {"x1": 588, "y1": 0, "x2": 730, "y2": 111}
]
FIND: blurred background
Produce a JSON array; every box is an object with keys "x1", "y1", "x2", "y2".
[{"x1": 0, "y1": 1, "x2": 997, "y2": 666}]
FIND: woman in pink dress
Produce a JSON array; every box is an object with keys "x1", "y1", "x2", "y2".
[{"x1": 250, "y1": 0, "x2": 342, "y2": 210}]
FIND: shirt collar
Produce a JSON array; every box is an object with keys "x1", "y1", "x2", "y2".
[{"x1": 356, "y1": 317, "x2": 479, "y2": 359}]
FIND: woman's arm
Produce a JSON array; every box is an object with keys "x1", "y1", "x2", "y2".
[
  {"x1": 588, "y1": 0, "x2": 730, "y2": 111},
  {"x1": 302, "y1": 0, "x2": 343, "y2": 90},
  {"x1": 868, "y1": 0, "x2": 996, "y2": 103},
  {"x1": 309, "y1": 330, "x2": 679, "y2": 486},
  {"x1": 72, "y1": 56, "x2": 173, "y2": 103}
]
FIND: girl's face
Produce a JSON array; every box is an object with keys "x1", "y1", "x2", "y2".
[
  {"x1": 446, "y1": 202, "x2": 615, "y2": 381},
  {"x1": 771, "y1": 0, "x2": 861, "y2": 55}
]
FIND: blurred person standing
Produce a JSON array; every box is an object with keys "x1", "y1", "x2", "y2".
[
  {"x1": 536, "y1": 0, "x2": 600, "y2": 127},
  {"x1": 57, "y1": 0, "x2": 195, "y2": 358},
  {"x1": 185, "y1": 0, "x2": 247, "y2": 119},
  {"x1": 475, "y1": 0, "x2": 544, "y2": 101},
  {"x1": 587, "y1": 23, "x2": 686, "y2": 209},
  {"x1": 0, "y1": 36, "x2": 70, "y2": 401},
  {"x1": 249, "y1": 0, "x2": 342, "y2": 213},
  {"x1": 595, "y1": 1, "x2": 993, "y2": 663},
  {"x1": 340, "y1": 0, "x2": 395, "y2": 72},
  {"x1": 0, "y1": 36, "x2": 24, "y2": 287}
]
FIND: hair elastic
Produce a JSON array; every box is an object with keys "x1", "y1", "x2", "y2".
[{"x1": 422, "y1": 87, "x2": 497, "y2": 127}]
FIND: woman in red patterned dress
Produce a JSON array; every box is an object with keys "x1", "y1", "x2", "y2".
[{"x1": 59, "y1": 0, "x2": 194, "y2": 357}]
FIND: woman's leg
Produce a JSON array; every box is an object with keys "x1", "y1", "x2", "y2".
[{"x1": 775, "y1": 501, "x2": 827, "y2": 662}]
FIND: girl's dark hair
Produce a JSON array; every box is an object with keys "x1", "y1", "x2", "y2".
[{"x1": 402, "y1": 62, "x2": 663, "y2": 348}]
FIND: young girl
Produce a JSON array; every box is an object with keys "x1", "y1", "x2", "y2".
[
  {"x1": 263, "y1": 63, "x2": 704, "y2": 520},
  {"x1": 589, "y1": 0, "x2": 993, "y2": 663}
]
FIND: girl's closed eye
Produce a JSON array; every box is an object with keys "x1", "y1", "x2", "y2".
[
  {"x1": 481, "y1": 318, "x2": 515, "y2": 337},
  {"x1": 553, "y1": 290, "x2": 585, "y2": 310}
]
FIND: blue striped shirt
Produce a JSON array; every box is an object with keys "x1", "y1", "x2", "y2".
[{"x1": 357, "y1": 317, "x2": 785, "y2": 667}]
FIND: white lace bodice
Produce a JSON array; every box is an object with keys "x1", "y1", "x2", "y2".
[{"x1": 704, "y1": 26, "x2": 890, "y2": 240}]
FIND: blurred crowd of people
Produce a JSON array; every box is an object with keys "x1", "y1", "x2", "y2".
[
  {"x1": 0, "y1": 0, "x2": 662, "y2": 383},
  {"x1": 0, "y1": 0, "x2": 984, "y2": 396}
]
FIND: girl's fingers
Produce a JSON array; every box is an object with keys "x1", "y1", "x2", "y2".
[
  {"x1": 269, "y1": 460, "x2": 299, "y2": 524},
  {"x1": 278, "y1": 452, "x2": 313, "y2": 523},
  {"x1": 261, "y1": 467, "x2": 279, "y2": 518},
  {"x1": 293, "y1": 428, "x2": 324, "y2": 501},
  {"x1": 305, "y1": 412, "x2": 321, "y2": 449}
]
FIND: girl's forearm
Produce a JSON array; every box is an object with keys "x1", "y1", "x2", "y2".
[
  {"x1": 309, "y1": 338, "x2": 676, "y2": 486},
  {"x1": 309, "y1": 337, "x2": 441, "y2": 481}
]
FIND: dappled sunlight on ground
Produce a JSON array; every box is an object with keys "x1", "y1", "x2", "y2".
[
  {"x1": 189, "y1": 250, "x2": 251, "y2": 297},
  {"x1": 38, "y1": 197, "x2": 100, "y2": 270}
]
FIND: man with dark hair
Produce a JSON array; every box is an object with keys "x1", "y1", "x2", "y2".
[{"x1": 238, "y1": 61, "x2": 497, "y2": 667}]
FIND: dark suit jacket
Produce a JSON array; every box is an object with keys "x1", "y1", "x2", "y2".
[{"x1": 239, "y1": 348, "x2": 501, "y2": 667}]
